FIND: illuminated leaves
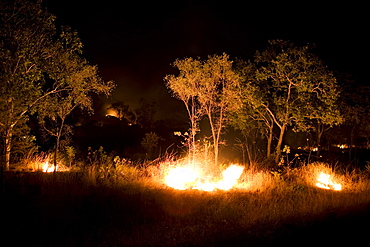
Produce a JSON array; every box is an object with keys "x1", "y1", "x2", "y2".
[
  {"x1": 165, "y1": 54, "x2": 243, "y2": 165},
  {"x1": 0, "y1": 0, "x2": 114, "y2": 169},
  {"x1": 253, "y1": 40, "x2": 342, "y2": 157}
]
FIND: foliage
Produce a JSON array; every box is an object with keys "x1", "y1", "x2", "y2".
[
  {"x1": 334, "y1": 74, "x2": 370, "y2": 152},
  {"x1": 135, "y1": 98, "x2": 157, "y2": 129},
  {"x1": 233, "y1": 40, "x2": 342, "y2": 163},
  {"x1": 0, "y1": 0, "x2": 54, "y2": 169},
  {"x1": 108, "y1": 101, "x2": 137, "y2": 123},
  {"x1": 165, "y1": 57, "x2": 202, "y2": 164},
  {"x1": 165, "y1": 53, "x2": 243, "y2": 166},
  {"x1": 5, "y1": 118, "x2": 37, "y2": 162},
  {"x1": 229, "y1": 59, "x2": 274, "y2": 158},
  {"x1": 0, "y1": 0, "x2": 114, "y2": 170},
  {"x1": 62, "y1": 145, "x2": 76, "y2": 167},
  {"x1": 141, "y1": 132, "x2": 161, "y2": 159}
]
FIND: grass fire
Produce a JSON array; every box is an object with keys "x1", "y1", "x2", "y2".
[
  {"x1": 2, "y1": 1, "x2": 369, "y2": 246},
  {"x1": 164, "y1": 162, "x2": 245, "y2": 191},
  {"x1": 3, "y1": 152, "x2": 370, "y2": 246}
]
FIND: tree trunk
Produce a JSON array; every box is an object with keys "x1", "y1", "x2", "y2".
[
  {"x1": 191, "y1": 97, "x2": 196, "y2": 167},
  {"x1": 349, "y1": 125, "x2": 355, "y2": 161},
  {"x1": 54, "y1": 119, "x2": 65, "y2": 172},
  {"x1": 185, "y1": 96, "x2": 197, "y2": 167},
  {"x1": 245, "y1": 139, "x2": 251, "y2": 165},
  {"x1": 4, "y1": 126, "x2": 13, "y2": 171},
  {"x1": 214, "y1": 139, "x2": 218, "y2": 166},
  {"x1": 316, "y1": 127, "x2": 323, "y2": 157},
  {"x1": 267, "y1": 124, "x2": 273, "y2": 157},
  {"x1": 275, "y1": 124, "x2": 286, "y2": 163},
  {"x1": 54, "y1": 137, "x2": 59, "y2": 172},
  {"x1": 207, "y1": 110, "x2": 219, "y2": 168},
  {"x1": 210, "y1": 111, "x2": 223, "y2": 168}
]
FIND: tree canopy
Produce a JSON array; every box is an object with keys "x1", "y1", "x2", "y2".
[
  {"x1": 165, "y1": 53, "x2": 243, "y2": 166},
  {"x1": 0, "y1": 0, "x2": 114, "y2": 170},
  {"x1": 231, "y1": 40, "x2": 342, "y2": 162}
]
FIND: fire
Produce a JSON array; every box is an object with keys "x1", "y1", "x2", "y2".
[
  {"x1": 105, "y1": 108, "x2": 118, "y2": 118},
  {"x1": 164, "y1": 164, "x2": 245, "y2": 191},
  {"x1": 215, "y1": 165, "x2": 244, "y2": 190},
  {"x1": 165, "y1": 166, "x2": 200, "y2": 190},
  {"x1": 316, "y1": 172, "x2": 342, "y2": 191},
  {"x1": 42, "y1": 161, "x2": 58, "y2": 172}
]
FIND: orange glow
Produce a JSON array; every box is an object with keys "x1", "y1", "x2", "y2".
[
  {"x1": 165, "y1": 166, "x2": 200, "y2": 190},
  {"x1": 316, "y1": 172, "x2": 342, "y2": 191},
  {"x1": 40, "y1": 161, "x2": 69, "y2": 172},
  {"x1": 164, "y1": 163, "x2": 245, "y2": 191},
  {"x1": 42, "y1": 161, "x2": 57, "y2": 172},
  {"x1": 105, "y1": 108, "x2": 118, "y2": 118}
]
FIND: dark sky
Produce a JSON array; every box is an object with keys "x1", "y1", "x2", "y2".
[{"x1": 43, "y1": 0, "x2": 367, "y2": 120}]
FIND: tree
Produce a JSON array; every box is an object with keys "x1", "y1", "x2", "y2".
[
  {"x1": 0, "y1": 0, "x2": 55, "y2": 170},
  {"x1": 165, "y1": 57, "x2": 202, "y2": 165},
  {"x1": 5, "y1": 118, "x2": 37, "y2": 162},
  {"x1": 141, "y1": 131, "x2": 161, "y2": 159},
  {"x1": 335, "y1": 74, "x2": 370, "y2": 160},
  {"x1": 108, "y1": 101, "x2": 137, "y2": 124},
  {"x1": 0, "y1": 0, "x2": 114, "y2": 170},
  {"x1": 254, "y1": 40, "x2": 342, "y2": 162},
  {"x1": 38, "y1": 25, "x2": 114, "y2": 171},
  {"x1": 165, "y1": 54, "x2": 243, "y2": 166},
  {"x1": 197, "y1": 54, "x2": 243, "y2": 166},
  {"x1": 135, "y1": 98, "x2": 157, "y2": 129},
  {"x1": 230, "y1": 60, "x2": 275, "y2": 159},
  {"x1": 39, "y1": 61, "x2": 114, "y2": 169}
]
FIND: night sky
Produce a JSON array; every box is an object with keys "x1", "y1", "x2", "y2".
[{"x1": 43, "y1": 1, "x2": 367, "y2": 120}]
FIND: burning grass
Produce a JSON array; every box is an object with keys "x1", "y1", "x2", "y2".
[{"x1": 2, "y1": 159, "x2": 370, "y2": 246}]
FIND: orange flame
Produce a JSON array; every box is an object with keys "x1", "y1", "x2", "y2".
[
  {"x1": 316, "y1": 172, "x2": 342, "y2": 191},
  {"x1": 164, "y1": 164, "x2": 244, "y2": 191},
  {"x1": 42, "y1": 161, "x2": 57, "y2": 172}
]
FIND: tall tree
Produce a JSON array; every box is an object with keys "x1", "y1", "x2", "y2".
[
  {"x1": 165, "y1": 54, "x2": 242, "y2": 166},
  {"x1": 230, "y1": 60, "x2": 275, "y2": 158},
  {"x1": 198, "y1": 54, "x2": 243, "y2": 166},
  {"x1": 0, "y1": 0, "x2": 114, "y2": 170},
  {"x1": 135, "y1": 98, "x2": 157, "y2": 129},
  {"x1": 335, "y1": 74, "x2": 370, "y2": 160},
  {"x1": 0, "y1": 0, "x2": 55, "y2": 170},
  {"x1": 165, "y1": 57, "x2": 202, "y2": 165},
  {"x1": 39, "y1": 57, "x2": 114, "y2": 169},
  {"x1": 254, "y1": 40, "x2": 342, "y2": 162}
]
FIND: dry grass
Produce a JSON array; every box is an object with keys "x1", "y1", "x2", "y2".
[{"x1": 2, "y1": 159, "x2": 370, "y2": 246}]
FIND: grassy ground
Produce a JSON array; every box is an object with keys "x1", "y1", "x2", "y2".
[{"x1": 2, "y1": 162, "x2": 370, "y2": 246}]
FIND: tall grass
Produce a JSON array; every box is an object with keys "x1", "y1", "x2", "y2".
[{"x1": 3, "y1": 156, "x2": 370, "y2": 246}]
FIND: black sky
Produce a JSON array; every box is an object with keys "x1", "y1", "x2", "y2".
[{"x1": 43, "y1": 0, "x2": 367, "y2": 119}]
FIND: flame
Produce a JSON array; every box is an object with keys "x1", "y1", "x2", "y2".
[
  {"x1": 215, "y1": 165, "x2": 244, "y2": 190},
  {"x1": 105, "y1": 108, "x2": 118, "y2": 118},
  {"x1": 165, "y1": 166, "x2": 200, "y2": 190},
  {"x1": 316, "y1": 172, "x2": 342, "y2": 191},
  {"x1": 42, "y1": 161, "x2": 58, "y2": 173},
  {"x1": 164, "y1": 164, "x2": 244, "y2": 191}
]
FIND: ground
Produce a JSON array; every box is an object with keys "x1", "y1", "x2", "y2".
[{"x1": 2, "y1": 171, "x2": 370, "y2": 246}]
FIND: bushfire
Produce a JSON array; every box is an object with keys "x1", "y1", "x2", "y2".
[
  {"x1": 164, "y1": 164, "x2": 245, "y2": 191},
  {"x1": 42, "y1": 161, "x2": 58, "y2": 173},
  {"x1": 316, "y1": 172, "x2": 342, "y2": 191}
]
